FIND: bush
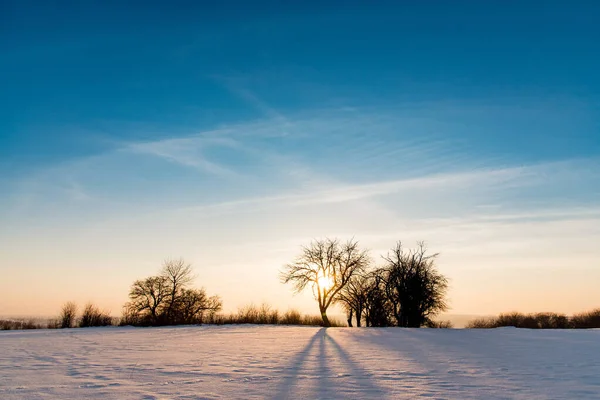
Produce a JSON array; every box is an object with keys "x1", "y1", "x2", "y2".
[
  {"x1": 280, "y1": 309, "x2": 302, "y2": 325},
  {"x1": 258, "y1": 304, "x2": 280, "y2": 324},
  {"x1": 79, "y1": 303, "x2": 114, "y2": 328},
  {"x1": 425, "y1": 319, "x2": 454, "y2": 329},
  {"x1": 0, "y1": 319, "x2": 46, "y2": 330},
  {"x1": 200, "y1": 305, "x2": 343, "y2": 327},
  {"x1": 466, "y1": 310, "x2": 599, "y2": 329},
  {"x1": 236, "y1": 304, "x2": 260, "y2": 324},
  {"x1": 465, "y1": 317, "x2": 497, "y2": 329},
  {"x1": 571, "y1": 309, "x2": 600, "y2": 329},
  {"x1": 532, "y1": 312, "x2": 571, "y2": 329},
  {"x1": 47, "y1": 319, "x2": 60, "y2": 329},
  {"x1": 301, "y1": 314, "x2": 324, "y2": 326},
  {"x1": 59, "y1": 302, "x2": 78, "y2": 329},
  {"x1": 227, "y1": 303, "x2": 279, "y2": 324},
  {"x1": 495, "y1": 312, "x2": 536, "y2": 328},
  {"x1": 119, "y1": 305, "x2": 141, "y2": 326}
]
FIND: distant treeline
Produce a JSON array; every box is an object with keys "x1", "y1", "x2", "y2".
[
  {"x1": 0, "y1": 304, "x2": 343, "y2": 330},
  {"x1": 466, "y1": 310, "x2": 600, "y2": 329},
  {"x1": 2, "y1": 237, "x2": 599, "y2": 331},
  {"x1": 0, "y1": 319, "x2": 49, "y2": 330}
]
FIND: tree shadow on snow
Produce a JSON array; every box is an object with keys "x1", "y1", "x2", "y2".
[
  {"x1": 271, "y1": 328, "x2": 387, "y2": 399},
  {"x1": 324, "y1": 330, "x2": 388, "y2": 397},
  {"x1": 271, "y1": 328, "x2": 328, "y2": 400}
]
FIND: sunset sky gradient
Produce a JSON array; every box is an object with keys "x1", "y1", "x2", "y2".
[{"x1": 1, "y1": 1, "x2": 599, "y2": 317}]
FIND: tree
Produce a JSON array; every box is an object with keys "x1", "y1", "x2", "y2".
[
  {"x1": 127, "y1": 275, "x2": 169, "y2": 325},
  {"x1": 337, "y1": 274, "x2": 369, "y2": 327},
  {"x1": 161, "y1": 259, "x2": 194, "y2": 322},
  {"x1": 382, "y1": 242, "x2": 448, "y2": 327},
  {"x1": 363, "y1": 270, "x2": 393, "y2": 327},
  {"x1": 124, "y1": 259, "x2": 221, "y2": 326},
  {"x1": 174, "y1": 288, "x2": 222, "y2": 324},
  {"x1": 280, "y1": 238, "x2": 370, "y2": 327}
]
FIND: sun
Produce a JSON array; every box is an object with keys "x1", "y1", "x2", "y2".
[{"x1": 317, "y1": 273, "x2": 334, "y2": 291}]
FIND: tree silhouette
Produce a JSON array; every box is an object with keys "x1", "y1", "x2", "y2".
[
  {"x1": 124, "y1": 259, "x2": 221, "y2": 326},
  {"x1": 337, "y1": 275, "x2": 369, "y2": 327},
  {"x1": 280, "y1": 238, "x2": 370, "y2": 327},
  {"x1": 382, "y1": 242, "x2": 448, "y2": 327},
  {"x1": 161, "y1": 259, "x2": 194, "y2": 322},
  {"x1": 174, "y1": 288, "x2": 222, "y2": 325},
  {"x1": 364, "y1": 270, "x2": 392, "y2": 327},
  {"x1": 128, "y1": 275, "x2": 169, "y2": 324}
]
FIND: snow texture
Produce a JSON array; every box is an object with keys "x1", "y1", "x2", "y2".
[{"x1": 1, "y1": 326, "x2": 599, "y2": 399}]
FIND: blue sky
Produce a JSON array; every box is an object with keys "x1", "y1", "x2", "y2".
[{"x1": 1, "y1": 1, "x2": 599, "y2": 316}]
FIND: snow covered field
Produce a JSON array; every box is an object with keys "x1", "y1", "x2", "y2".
[{"x1": 1, "y1": 326, "x2": 599, "y2": 399}]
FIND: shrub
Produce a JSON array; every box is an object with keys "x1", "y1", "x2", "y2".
[
  {"x1": 301, "y1": 314, "x2": 324, "y2": 326},
  {"x1": 59, "y1": 302, "x2": 78, "y2": 329},
  {"x1": 79, "y1": 303, "x2": 114, "y2": 328},
  {"x1": 119, "y1": 305, "x2": 141, "y2": 326},
  {"x1": 532, "y1": 312, "x2": 570, "y2": 329},
  {"x1": 201, "y1": 306, "x2": 344, "y2": 327},
  {"x1": 495, "y1": 312, "x2": 534, "y2": 328},
  {"x1": 205, "y1": 313, "x2": 228, "y2": 325},
  {"x1": 425, "y1": 319, "x2": 454, "y2": 329},
  {"x1": 236, "y1": 304, "x2": 260, "y2": 324},
  {"x1": 466, "y1": 310, "x2": 599, "y2": 329},
  {"x1": 465, "y1": 317, "x2": 497, "y2": 329},
  {"x1": 258, "y1": 303, "x2": 280, "y2": 324},
  {"x1": 0, "y1": 319, "x2": 49, "y2": 330},
  {"x1": 227, "y1": 304, "x2": 285, "y2": 325},
  {"x1": 280, "y1": 309, "x2": 302, "y2": 325},
  {"x1": 571, "y1": 309, "x2": 600, "y2": 329},
  {"x1": 47, "y1": 319, "x2": 60, "y2": 329}
]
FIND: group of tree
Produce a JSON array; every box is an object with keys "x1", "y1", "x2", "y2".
[
  {"x1": 281, "y1": 238, "x2": 449, "y2": 328},
  {"x1": 122, "y1": 259, "x2": 222, "y2": 326},
  {"x1": 8, "y1": 243, "x2": 600, "y2": 331}
]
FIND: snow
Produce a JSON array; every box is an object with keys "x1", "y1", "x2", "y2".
[{"x1": 1, "y1": 326, "x2": 599, "y2": 399}]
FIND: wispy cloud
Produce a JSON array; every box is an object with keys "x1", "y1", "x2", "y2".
[
  {"x1": 214, "y1": 75, "x2": 293, "y2": 129},
  {"x1": 169, "y1": 157, "x2": 599, "y2": 217},
  {"x1": 123, "y1": 135, "x2": 240, "y2": 176},
  {"x1": 4, "y1": 107, "x2": 599, "y2": 239}
]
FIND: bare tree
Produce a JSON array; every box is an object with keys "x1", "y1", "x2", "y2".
[
  {"x1": 337, "y1": 274, "x2": 369, "y2": 327},
  {"x1": 59, "y1": 301, "x2": 78, "y2": 329},
  {"x1": 79, "y1": 303, "x2": 113, "y2": 327},
  {"x1": 124, "y1": 259, "x2": 221, "y2": 326},
  {"x1": 161, "y1": 258, "x2": 194, "y2": 321},
  {"x1": 383, "y1": 241, "x2": 448, "y2": 327},
  {"x1": 127, "y1": 275, "x2": 169, "y2": 324},
  {"x1": 280, "y1": 238, "x2": 370, "y2": 327},
  {"x1": 175, "y1": 288, "x2": 222, "y2": 324},
  {"x1": 363, "y1": 269, "x2": 392, "y2": 327}
]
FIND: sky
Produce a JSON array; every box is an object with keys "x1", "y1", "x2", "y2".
[{"x1": 1, "y1": 1, "x2": 599, "y2": 318}]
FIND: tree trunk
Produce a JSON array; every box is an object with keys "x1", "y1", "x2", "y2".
[
  {"x1": 320, "y1": 307, "x2": 331, "y2": 327},
  {"x1": 347, "y1": 309, "x2": 353, "y2": 327}
]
